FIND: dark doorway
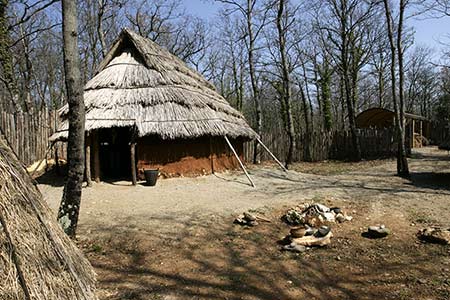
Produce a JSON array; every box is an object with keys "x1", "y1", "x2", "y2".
[{"x1": 98, "y1": 127, "x2": 132, "y2": 180}]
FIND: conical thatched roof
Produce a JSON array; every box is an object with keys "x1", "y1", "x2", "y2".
[
  {"x1": 0, "y1": 132, "x2": 97, "y2": 300},
  {"x1": 51, "y1": 28, "x2": 257, "y2": 141}
]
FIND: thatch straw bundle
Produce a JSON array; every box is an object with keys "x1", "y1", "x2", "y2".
[
  {"x1": 51, "y1": 28, "x2": 257, "y2": 141},
  {"x1": 0, "y1": 132, "x2": 97, "y2": 300}
]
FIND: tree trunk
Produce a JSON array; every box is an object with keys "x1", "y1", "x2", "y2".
[
  {"x1": 277, "y1": 0, "x2": 296, "y2": 168},
  {"x1": 247, "y1": 0, "x2": 262, "y2": 164},
  {"x1": 299, "y1": 84, "x2": 311, "y2": 161},
  {"x1": 320, "y1": 60, "x2": 333, "y2": 131},
  {"x1": 339, "y1": 0, "x2": 361, "y2": 161},
  {"x1": 57, "y1": 0, "x2": 86, "y2": 238},
  {"x1": 0, "y1": 0, "x2": 22, "y2": 113},
  {"x1": 97, "y1": 0, "x2": 108, "y2": 58},
  {"x1": 396, "y1": 0, "x2": 409, "y2": 176},
  {"x1": 383, "y1": 0, "x2": 409, "y2": 177}
]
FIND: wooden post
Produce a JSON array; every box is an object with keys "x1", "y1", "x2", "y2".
[
  {"x1": 130, "y1": 141, "x2": 137, "y2": 186},
  {"x1": 411, "y1": 119, "x2": 415, "y2": 149},
  {"x1": 92, "y1": 130, "x2": 100, "y2": 183},
  {"x1": 85, "y1": 132, "x2": 92, "y2": 187},
  {"x1": 224, "y1": 136, "x2": 255, "y2": 188},
  {"x1": 419, "y1": 121, "x2": 423, "y2": 148},
  {"x1": 209, "y1": 137, "x2": 214, "y2": 174},
  {"x1": 256, "y1": 137, "x2": 288, "y2": 171}
]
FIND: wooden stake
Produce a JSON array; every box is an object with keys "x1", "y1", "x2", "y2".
[
  {"x1": 256, "y1": 137, "x2": 288, "y2": 171},
  {"x1": 85, "y1": 132, "x2": 92, "y2": 187},
  {"x1": 224, "y1": 136, "x2": 255, "y2": 188},
  {"x1": 92, "y1": 130, "x2": 100, "y2": 183},
  {"x1": 130, "y1": 141, "x2": 137, "y2": 186},
  {"x1": 209, "y1": 137, "x2": 214, "y2": 174}
]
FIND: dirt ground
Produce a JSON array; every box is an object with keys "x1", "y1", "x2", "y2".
[{"x1": 39, "y1": 146, "x2": 450, "y2": 300}]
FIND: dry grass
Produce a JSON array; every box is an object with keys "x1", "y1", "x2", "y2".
[{"x1": 0, "y1": 132, "x2": 97, "y2": 300}]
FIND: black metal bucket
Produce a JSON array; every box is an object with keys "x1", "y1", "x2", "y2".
[{"x1": 144, "y1": 169, "x2": 159, "y2": 186}]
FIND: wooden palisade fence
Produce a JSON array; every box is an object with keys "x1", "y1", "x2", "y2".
[
  {"x1": 0, "y1": 108, "x2": 65, "y2": 166},
  {"x1": 244, "y1": 128, "x2": 398, "y2": 163},
  {"x1": 0, "y1": 108, "x2": 407, "y2": 168}
]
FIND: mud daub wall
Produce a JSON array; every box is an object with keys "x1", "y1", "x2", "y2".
[{"x1": 137, "y1": 136, "x2": 243, "y2": 178}]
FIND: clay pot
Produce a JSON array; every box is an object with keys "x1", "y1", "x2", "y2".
[{"x1": 290, "y1": 227, "x2": 306, "y2": 238}]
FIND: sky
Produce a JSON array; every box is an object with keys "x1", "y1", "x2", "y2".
[{"x1": 182, "y1": 0, "x2": 450, "y2": 56}]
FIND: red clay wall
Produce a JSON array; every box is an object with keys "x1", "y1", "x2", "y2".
[{"x1": 136, "y1": 136, "x2": 244, "y2": 178}]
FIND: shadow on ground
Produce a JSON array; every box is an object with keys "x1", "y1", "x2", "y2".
[
  {"x1": 82, "y1": 212, "x2": 450, "y2": 300},
  {"x1": 35, "y1": 166, "x2": 66, "y2": 187}
]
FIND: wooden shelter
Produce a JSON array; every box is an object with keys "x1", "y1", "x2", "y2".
[
  {"x1": 51, "y1": 29, "x2": 277, "y2": 185},
  {"x1": 0, "y1": 132, "x2": 97, "y2": 300},
  {"x1": 356, "y1": 107, "x2": 431, "y2": 149}
]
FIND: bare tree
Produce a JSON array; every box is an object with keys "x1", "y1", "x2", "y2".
[
  {"x1": 57, "y1": 0, "x2": 85, "y2": 238},
  {"x1": 275, "y1": 0, "x2": 296, "y2": 167},
  {"x1": 216, "y1": 0, "x2": 269, "y2": 164},
  {"x1": 317, "y1": 0, "x2": 377, "y2": 161},
  {"x1": 382, "y1": 0, "x2": 409, "y2": 176}
]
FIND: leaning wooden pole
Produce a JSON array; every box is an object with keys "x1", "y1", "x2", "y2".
[
  {"x1": 256, "y1": 137, "x2": 288, "y2": 172},
  {"x1": 85, "y1": 132, "x2": 92, "y2": 187},
  {"x1": 224, "y1": 136, "x2": 255, "y2": 188}
]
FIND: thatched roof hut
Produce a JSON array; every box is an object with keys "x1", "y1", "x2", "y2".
[
  {"x1": 0, "y1": 132, "x2": 97, "y2": 300},
  {"x1": 52, "y1": 28, "x2": 258, "y2": 182},
  {"x1": 52, "y1": 28, "x2": 256, "y2": 140}
]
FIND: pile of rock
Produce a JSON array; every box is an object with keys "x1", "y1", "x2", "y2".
[
  {"x1": 282, "y1": 203, "x2": 352, "y2": 227},
  {"x1": 234, "y1": 212, "x2": 259, "y2": 226},
  {"x1": 281, "y1": 203, "x2": 352, "y2": 253},
  {"x1": 417, "y1": 227, "x2": 450, "y2": 245}
]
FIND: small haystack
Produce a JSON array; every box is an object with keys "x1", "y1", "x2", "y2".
[{"x1": 0, "y1": 132, "x2": 97, "y2": 300}]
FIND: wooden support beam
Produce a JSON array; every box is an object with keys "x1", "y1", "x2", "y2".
[
  {"x1": 209, "y1": 137, "x2": 214, "y2": 174},
  {"x1": 85, "y1": 132, "x2": 92, "y2": 187},
  {"x1": 92, "y1": 130, "x2": 100, "y2": 183},
  {"x1": 130, "y1": 141, "x2": 137, "y2": 186},
  {"x1": 224, "y1": 136, "x2": 255, "y2": 188},
  {"x1": 256, "y1": 137, "x2": 288, "y2": 172},
  {"x1": 419, "y1": 121, "x2": 423, "y2": 148}
]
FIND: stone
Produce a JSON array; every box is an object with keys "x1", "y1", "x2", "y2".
[
  {"x1": 304, "y1": 226, "x2": 316, "y2": 236},
  {"x1": 417, "y1": 227, "x2": 450, "y2": 245},
  {"x1": 247, "y1": 220, "x2": 258, "y2": 226},
  {"x1": 316, "y1": 226, "x2": 331, "y2": 237},
  {"x1": 336, "y1": 213, "x2": 346, "y2": 223},
  {"x1": 331, "y1": 207, "x2": 342, "y2": 214},
  {"x1": 243, "y1": 212, "x2": 257, "y2": 222},
  {"x1": 283, "y1": 243, "x2": 307, "y2": 253},
  {"x1": 291, "y1": 231, "x2": 333, "y2": 247},
  {"x1": 367, "y1": 225, "x2": 390, "y2": 238}
]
